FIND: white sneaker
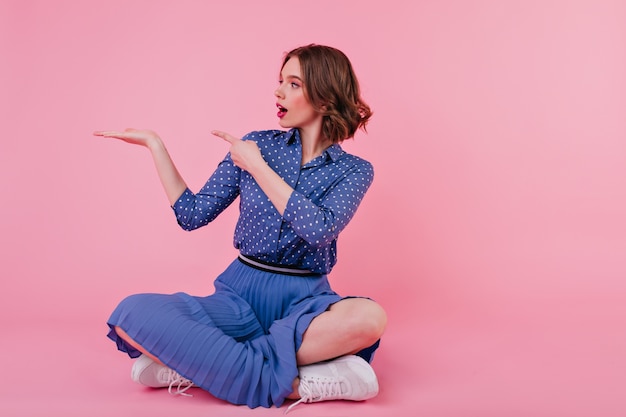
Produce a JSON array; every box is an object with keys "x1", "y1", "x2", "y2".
[
  {"x1": 287, "y1": 355, "x2": 379, "y2": 412},
  {"x1": 131, "y1": 354, "x2": 194, "y2": 396}
]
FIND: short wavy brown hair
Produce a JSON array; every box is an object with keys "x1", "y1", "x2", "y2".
[{"x1": 282, "y1": 44, "x2": 372, "y2": 144}]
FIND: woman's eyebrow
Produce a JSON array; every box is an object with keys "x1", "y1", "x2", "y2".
[{"x1": 282, "y1": 74, "x2": 303, "y2": 82}]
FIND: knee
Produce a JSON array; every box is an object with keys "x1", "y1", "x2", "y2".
[
  {"x1": 346, "y1": 299, "x2": 387, "y2": 343},
  {"x1": 365, "y1": 301, "x2": 388, "y2": 340}
]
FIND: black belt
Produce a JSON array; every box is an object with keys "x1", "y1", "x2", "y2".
[{"x1": 238, "y1": 254, "x2": 319, "y2": 276}]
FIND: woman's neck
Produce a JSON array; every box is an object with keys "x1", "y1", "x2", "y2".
[{"x1": 298, "y1": 126, "x2": 331, "y2": 165}]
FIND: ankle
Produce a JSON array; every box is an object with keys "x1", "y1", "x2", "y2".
[{"x1": 287, "y1": 377, "x2": 301, "y2": 400}]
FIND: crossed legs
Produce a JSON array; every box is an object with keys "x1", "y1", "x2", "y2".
[{"x1": 114, "y1": 297, "x2": 387, "y2": 399}]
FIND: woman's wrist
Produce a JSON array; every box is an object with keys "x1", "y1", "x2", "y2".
[{"x1": 146, "y1": 134, "x2": 165, "y2": 152}]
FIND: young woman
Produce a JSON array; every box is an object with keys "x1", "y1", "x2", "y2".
[{"x1": 94, "y1": 44, "x2": 387, "y2": 411}]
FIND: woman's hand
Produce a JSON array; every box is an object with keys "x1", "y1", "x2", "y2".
[
  {"x1": 212, "y1": 130, "x2": 292, "y2": 215},
  {"x1": 94, "y1": 128, "x2": 186, "y2": 205},
  {"x1": 212, "y1": 130, "x2": 265, "y2": 173},
  {"x1": 93, "y1": 128, "x2": 161, "y2": 149}
]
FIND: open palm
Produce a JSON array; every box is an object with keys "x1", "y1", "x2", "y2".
[{"x1": 93, "y1": 128, "x2": 160, "y2": 147}]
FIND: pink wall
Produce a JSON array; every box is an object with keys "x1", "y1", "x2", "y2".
[{"x1": 1, "y1": 1, "x2": 625, "y2": 416}]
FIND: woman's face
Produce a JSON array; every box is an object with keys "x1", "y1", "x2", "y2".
[{"x1": 275, "y1": 57, "x2": 322, "y2": 132}]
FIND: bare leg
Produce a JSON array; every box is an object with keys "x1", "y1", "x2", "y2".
[
  {"x1": 287, "y1": 298, "x2": 387, "y2": 399},
  {"x1": 114, "y1": 326, "x2": 164, "y2": 365},
  {"x1": 296, "y1": 298, "x2": 387, "y2": 365}
]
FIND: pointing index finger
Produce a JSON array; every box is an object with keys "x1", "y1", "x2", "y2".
[
  {"x1": 212, "y1": 130, "x2": 240, "y2": 144},
  {"x1": 93, "y1": 130, "x2": 121, "y2": 137}
]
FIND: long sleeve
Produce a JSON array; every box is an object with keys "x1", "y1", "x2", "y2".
[
  {"x1": 282, "y1": 161, "x2": 374, "y2": 248},
  {"x1": 172, "y1": 155, "x2": 241, "y2": 231},
  {"x1": 175, "y1": 129, "x2": 375, "y2": 274}
]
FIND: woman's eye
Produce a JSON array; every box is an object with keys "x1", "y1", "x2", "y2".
[{"x1": 291, "y1": 82, "x2": 300, "y2": 88}]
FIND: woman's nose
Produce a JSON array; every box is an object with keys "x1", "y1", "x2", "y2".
[{"x1": 274, "y1": 88, "x2": 283, "y2": 98}]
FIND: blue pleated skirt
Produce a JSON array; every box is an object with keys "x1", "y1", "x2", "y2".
[{"x1": 107, "y1": 258, "x2": 379, "y2": 408}]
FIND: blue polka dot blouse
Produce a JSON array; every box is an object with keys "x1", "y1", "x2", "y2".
[{"x1": 172, "y1": 128, "x2": 374, "y2": 274}]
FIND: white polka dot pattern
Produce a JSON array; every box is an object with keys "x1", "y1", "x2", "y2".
[{"x1": 172, "y1": 129, "x2": 374, "y2": 274}]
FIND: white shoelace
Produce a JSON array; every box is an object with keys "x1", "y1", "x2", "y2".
[
  {"x1": 163, "y1": 369, "x2": 194, "y2": 397},
  {"x1": 285, "y1": 377, "x2": 342, "y2": 414}
]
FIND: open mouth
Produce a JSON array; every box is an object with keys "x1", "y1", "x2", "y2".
[{"x1": 276, "y1": 103, "x2": 288, "y2": 118}]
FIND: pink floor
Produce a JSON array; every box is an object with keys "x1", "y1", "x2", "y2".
[{"x1": 3, "y1": 298, "x2": 624, "y2": 417}]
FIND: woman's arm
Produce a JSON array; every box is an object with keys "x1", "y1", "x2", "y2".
[
  {"x1": 281, "y1": 164, "x2": 373, "y2": 248},
  {"x1": 94, "y1": 129, "x2": 187, "y2": 206},
  {"x1": 211, "y1": 130, "x2": 292, "y2": 215},
  {"x1": 212, "y1": 130, "x2": 374, "y2": 247}
]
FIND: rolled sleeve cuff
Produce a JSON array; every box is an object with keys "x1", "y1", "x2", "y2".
[
  {"x1": 282, "y1": 190, "x2": 300, "y2": 223},
  {"x1": 171, "y1": 188, "x2": 195, "y2": 213}
]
